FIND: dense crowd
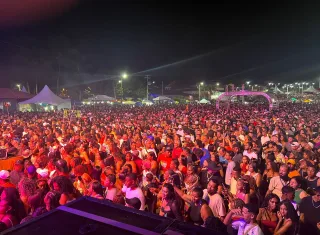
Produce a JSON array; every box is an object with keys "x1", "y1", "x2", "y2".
[{"x1": 0, "y1": 103, "x2": 319, "y2": 234}]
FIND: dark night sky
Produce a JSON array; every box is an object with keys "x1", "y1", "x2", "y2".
[{"x1": 0, "y1": 1, "x2": 320, "y2": 93}]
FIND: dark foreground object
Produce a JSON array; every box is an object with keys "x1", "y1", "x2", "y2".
[{"x1": 3, "y1": 197, "x2": 223, "y2": 235}]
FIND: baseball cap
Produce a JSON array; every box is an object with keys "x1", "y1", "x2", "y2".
[
  {"x1": 36, "y1": 168, "x2": 49, "y2": 178},
  {"x1": 0, "y1": 170, "x2": 9, "y2": 180},
  {"x1": 27, "y1": 165, "x2": 36, "y2": 175},
  {"x1": 287, "y1": 159, "x2": 296, "y2": 165}
]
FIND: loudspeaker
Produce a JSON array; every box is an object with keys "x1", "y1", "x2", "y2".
[{"x1": 3, "y1": 197, "x2": 222, "y2": 235}]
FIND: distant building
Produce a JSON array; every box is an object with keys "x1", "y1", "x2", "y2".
[{"x1": 0, "y1": 88, "x2": 33, "y2": 112}]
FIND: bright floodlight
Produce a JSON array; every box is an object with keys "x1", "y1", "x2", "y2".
[
  {"x1": 118, "y1": 80, "x2": 122, "y2": 83},
  {"x1": 122, "y1": 73, "x2": 128, "y2": 79},
  {"x1": 246, "y1": 81, "x2": 250, "y2": 85},
  {"x1": 200, "y1": 82, "x2": 204, "y2": 86},
  {"x1": 216, "y1": 82, "x2": 219, "y2": 86}
]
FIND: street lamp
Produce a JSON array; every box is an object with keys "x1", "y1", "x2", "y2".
[
  {"x1": 198, "y1": 82, "x2": 204, "y2": 101},
  {"x1": 16, "y1": 84, "x2": 21, "y2": 91},
  {"x1": 216, "y1": 82, "x2": 219, "y2": 86},
  {"x1": 119, "y1": 73, "x2": 128, "y2": 101}
]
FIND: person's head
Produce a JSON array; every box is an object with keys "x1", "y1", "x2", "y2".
[
  {"x1": 313, "y1": 186, "x2": 320, "y2": 202},
  {"x1": 162, "y1": 183, "x2": 175, "y2": 200},
  {"x1": 55, "y1": 159, "x2": 69, "y2": 174},
  {"x1": 125, "y1": 197, "x2": 141, "y2": 210},
  {"x1": 224, "y1": 151, "x2": 234, "y2": 161},
  {"x1": 0, "y1": 170, "x2": 10, "y2": 183},
  {"x1": 88, "y1": 181, "x2": 104, "y2": 197},
  {"x1": 14, "y1": 160, "x2": 24, "y2": 172},
  {"x1": 187, "y1": 164, "x2": 197, "y2": 176},
  {"x1": 230, "y1": 198, "x2": 245, "y2": 210},
  {"x1": 242, "y1": 203, "x2": 259, "y2": 223},
  {"x1": 191, "y1": 187, "x2": 203, "y2": 204},
  {"x1": 307, "y1": 165, "x2": 317, "y2": 178},
  {"x1": 104, "y1": 174, "x2": 116, "y2": 188},
  {"x1": 281, "y1": 186, "x2": 295, "y2": 201},
  {"x1": 248, "y1": 161, "x2": 258, "y2": 173},
  {"x1": 125, "y1": 173, "x2": 137, "y2": 188},
  {"x1": 279, "y1": 164, "x2": 289, "y2": 178},
  {"x1": 241, "y1": 156, "x2": 249, "y2": 164},
  {"x1": 262, "y1": 193, "x2": 280, "y2": 212},
  {"x1": 27, "y1": 164, "x2": 37, "y2": 178},
  {"x1": 279, "y1": 199, "x2": 298, "y2": 222},
  {"x1": 51, "y1": 176, "x2": 74, "y2": 194},
  {"x1": 170, "y1": 159, "x2": 179, "y2": 170},
  {"x1": 289, "y1": 176, "x2": 304, "y2": 190},
  {"x1": 287, "y1": 159, "x2": 296, "y2": 171},
  {"x1": 232, "y1": 166, "x2": 241, "y2": 179},
  {"x1": 236, "y1": 179, "x2": 249, "y2": 193},
  {"x1": 44, "y1": 191, "x2": 61, "y2": 211},
  {"x1": 18, "y1": 177, "x2": 37, "y2": 197},
  {"x1": 207, "y1": 178, "x2": 219, "y2": 196}
]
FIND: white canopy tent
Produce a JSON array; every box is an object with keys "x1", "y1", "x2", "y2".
[
  {"x1": 19, "y1": 85, "x2": 66, "y2": 106},
  {"x1": 304, "y1": 86, "x2": 319, "y2": 94},
  {"x1": 88, "y1": 95, "x2": 116, "y2": 101},
  {"x1": 153, "y1": 96, "x2": 172, "y2": 101},
  {"x1": 199, "y1": 98, "x2": 210, "y2": 104}
]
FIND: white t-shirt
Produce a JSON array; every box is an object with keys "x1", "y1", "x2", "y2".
[
  {"x1": 225, "y1": 161, "x2": 236, "y2": 186},
  {"x1": 122, "y1": 185, "x2": 145, "y2": 210},
  {"x1": 105, "y1": 187, "x2": 117, "y2": 201},
  {"x1": 203, "y1": 189, "x2": 226, "y2": 218},
  {"x1": 243, "y1": 150, "x2": 257, "y2": 160},
  {"x1": 232, "y1": 221, "x2": 263, "y2": 235},
  {"x1": 261, "y1": 136, "x2": 270, "y2": 146}
]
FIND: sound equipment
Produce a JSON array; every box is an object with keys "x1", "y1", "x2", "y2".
[{"x1": 3, "y1": 197, "x2": 223, "y2": 235}]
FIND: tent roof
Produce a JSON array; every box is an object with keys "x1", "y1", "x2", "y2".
[
  {"x1": 199, "y1": 98, "x2": 210, "y2": 104},
  {"x1": 19, "y1": 85, "x2": 66, "y2": 105},
  {"x1": 88, "y1": 95, "x2": 115, "y2": 101},
  {"x1": 0, "y1": 88, "x2": 33, "y2": 100},
  {"x1": 153, "y1": 96, "x2": 172, "y2": 101},
  {"x1": 304, "y1": 86, "x2": 319, "y2": 93}
]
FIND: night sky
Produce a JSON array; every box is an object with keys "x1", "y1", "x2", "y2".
[{"x1": 0, "y1": 1, "x2": 320, "y2": 94}]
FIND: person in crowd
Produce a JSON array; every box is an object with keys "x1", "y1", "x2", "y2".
[
  {"x1": 256, "y1": 193, "x2": 280, "y2": 235},
  {"x1": 174, "y1": 186, "x2": 212, "y2": 225},
  {"x1": 122, "y1": 173, "x2": 145, "y2": 210},
  {"x1": 299, "y1": 186, "x2": 320, "y2": 235},
  {"x1": 289, "y1": 176, "x2": 308, "y2": 205},
  {"x1": 224, "y1": 203, "x2": 263, "y2": 235},
  {"x1": 274, "y1": 199, "x2": 299, "y2": 235},
  {"x1": 159, "y1": 183, "x2": 182, "y2": 220},
  {"x1": 267, "y1": 164, "x2": 289, "y2": 198}
]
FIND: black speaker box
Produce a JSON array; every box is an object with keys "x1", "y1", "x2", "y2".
[{"x1": 3, "y1": 197, "x2": 223, "y2": 235}]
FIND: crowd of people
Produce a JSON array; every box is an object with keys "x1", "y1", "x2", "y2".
[{"x1": 0, "y1": 103, "x2": 319, "y2": 234}]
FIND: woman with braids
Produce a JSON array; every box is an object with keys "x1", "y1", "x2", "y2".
[
  {"x1": 256, "y1": 193, "x2": 280, "y2": 235},
  {"x1": 50, "y1": 176, "x2": 78, "y2": 205}
]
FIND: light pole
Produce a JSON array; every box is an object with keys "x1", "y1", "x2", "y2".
[
  {"x1": 198, "y1": 82, "x2": 204, "y2": 101},
  {"x1": 145, "y1": 75, "x2": 151, "y2": 101},
  {"x1": 120, "y1": 73, "x2": 128, "y2": 101},
  {"x1": 16, "y1": 84, "x2": 21, "y2": 91}
]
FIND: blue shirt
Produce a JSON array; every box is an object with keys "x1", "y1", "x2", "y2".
[{"x1": 200, "y1": 148, "x2": 210, "y2": 167}]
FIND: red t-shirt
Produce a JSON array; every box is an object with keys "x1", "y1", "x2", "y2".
[
  {"x1": 158, "y1": 153, "x2": 172, "y2": 173},
  {"x1": 172, "y1": 147, "x2": 183, "y2": 159}
]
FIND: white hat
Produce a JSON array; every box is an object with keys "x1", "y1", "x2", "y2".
[
  {"x1": 36, "y1": 168, "x2": 49, "y2": 178},
  {"x1": 0, "y1": 170, "x2": 9, "y2": 180},
  {"x1": 185, "y1": 135, "x2": 191, "y2": 139},
  {"x1": 195, "y1": 121, "x2": 199, "y2": 125},
  {"x1": 291, "y1": 142, "x2": 300, "y2": 148}
]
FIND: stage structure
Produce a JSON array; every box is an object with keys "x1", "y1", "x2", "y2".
[{"x1": 216, "y1": 84, "x2": 278, "y2": 111}]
